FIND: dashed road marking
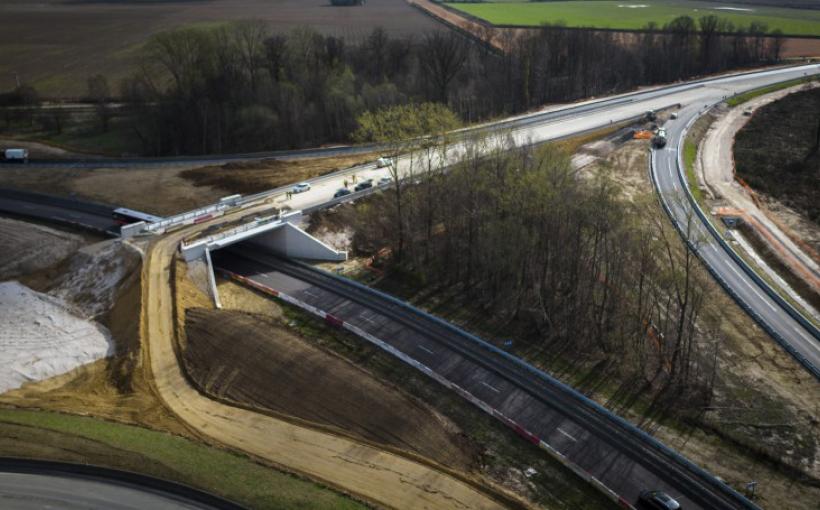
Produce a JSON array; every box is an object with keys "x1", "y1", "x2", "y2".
[
  {"x1": 480, "y1": 381, "x2": 501, "y2": 393},
  {"x1": 417, "y1": 345, "x2": 435, "y2": 355},
  {"x1": 557, "y1": 427, "x2": 578, "y2": 442}
]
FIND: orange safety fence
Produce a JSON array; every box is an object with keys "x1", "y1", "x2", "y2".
[{"x1": 734, "y1": 176, "x2": 820, "y2": 265}]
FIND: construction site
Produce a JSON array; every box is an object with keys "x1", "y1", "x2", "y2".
[{"x1": 0, "y1": 52, "x2": 819, "y2": 510}]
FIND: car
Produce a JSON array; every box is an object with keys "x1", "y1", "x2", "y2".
[
  {"x1": 376, "y1": 157, "x2": 393, "y2": 168},
  {"x1": 354, "y1": 179, "x2": 373, "y2": 192},
  {"x1": 670, "y1": 112, "x2": 678, "y2": 120},
  {"x1": 378, "y1": 176, "x2": 393, "y2": 186},
  {"x1": 638, "y1": 490, "x2": 681, "y2": 510},
  {"x1": 292, "y1": 182, "x2": 311, "y2": 193},
  {"x1": 333, "y1": 188, "x2": 351, "y2": 198}
]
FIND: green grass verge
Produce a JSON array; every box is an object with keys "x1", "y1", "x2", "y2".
[
  {"x1": 0, "y1": 409, "x2": 365, "y2": 510},
  {"x1": 683, "y1": 137, "x2": 703, "y2": 205},
  {"x1": 446, "y1": 0, "x2": 820, "y2": 36},
  {"x1": 726, "y1": 76, "x2": 817, "y2": 106}
]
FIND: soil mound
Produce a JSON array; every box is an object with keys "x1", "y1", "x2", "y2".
[{"x1": 183, "y1": 308, "x2": 478, "y2": 471}]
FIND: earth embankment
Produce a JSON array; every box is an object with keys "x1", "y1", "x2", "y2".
[{"x1": 183, "y1": 307, "x2": 478, "y2": 471}]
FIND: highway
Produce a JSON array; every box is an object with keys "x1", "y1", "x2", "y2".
[
  {"x1": 212, "y1": 249, "x2": 742, "y2": 510},
  {"x1": 0, "y1": 460, "x2": 244, "y2": 510},
  {"x1": 0, "y1": 188, "x2": 120, "y2": 235},
  {"x1": 651, "y1": 102, "x2": 820, "y2": 376}
]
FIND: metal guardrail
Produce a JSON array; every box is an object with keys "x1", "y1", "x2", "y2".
[
  {"x1": 278, "y1": 256, "x2": 760, "y2": 510},
  {"x1": 661, "y1": 108, "x2": 820, "y2": 379},
  {"x1": 0, "y1": 457, "x2": 247, "y2": 509}
]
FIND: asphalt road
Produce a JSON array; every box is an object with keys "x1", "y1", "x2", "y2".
[
  {"x1": 652, "y1": 103, "x2": 820, "y2": 374},
  {"x1": 0, "y1": 196, "x2": 118, "y2": 234},
  {"x1": 213, "y1": 249, "x2": 741, "y2": 510},
  {"x1": 0, "y1": 472, "x2": 221, "y2": 510}
]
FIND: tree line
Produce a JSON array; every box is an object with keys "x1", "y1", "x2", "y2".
[
  {"x1": 116, "y1": 15, "x2": 784, "y2": 155},
  {"x1": 350, "y1": 111, "x2": 719, "y2": 404},
  {"x1": 2, "y1": 16, "x2": 786, "y2": 155}
]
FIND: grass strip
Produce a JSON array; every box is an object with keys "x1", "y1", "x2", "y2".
[
  {"x1": 0, "y1": 408, "x2": 365, "y2": 510},
  {"x1": 726, "y1": 76, "x2": 816, "y2": 107}
]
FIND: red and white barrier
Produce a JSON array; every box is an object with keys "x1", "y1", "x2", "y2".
[{"x1": 220, "y1": 269, "x2": 637, "y2": 510}]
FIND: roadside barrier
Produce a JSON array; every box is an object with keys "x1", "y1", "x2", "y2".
[
  {"x1": 655, "y1": 107, "x2": 820, "y2": 380},
  {"x1": 219, "y1": 267, "x2": 638, "y2": 509}
]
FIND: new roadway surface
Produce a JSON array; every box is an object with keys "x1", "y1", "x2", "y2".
[{"x1": 651, "y1": 101, "x2": 820, "y2": 374}]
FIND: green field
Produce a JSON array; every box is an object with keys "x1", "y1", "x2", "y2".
[
  {"x1": 446, "y1": 1, "x2": 820, "y2": 36},
  {"x1": 0, "y1": 409, "x2": 365, "y2": 510}
]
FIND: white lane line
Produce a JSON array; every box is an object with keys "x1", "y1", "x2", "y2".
[
  {"x1": 726, "y1": 263, "x2": 777, "y2": 312},
  {"x1": 417, "y1": 345, "x2": 435, "y2": 355},
  {"x1": 303, "y1": 289, "x2": 319, "y2": 298},
  {"x1": 480, "y1": 381, "x2": 501, "y2": 393},
  {"x1": 557, "y1": 427, "x2": 578, "y2": 442}
]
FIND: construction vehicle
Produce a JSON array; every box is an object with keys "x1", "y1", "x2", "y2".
[{"x1": 652, "y1": 128, "x2": 667, "y2": 148}]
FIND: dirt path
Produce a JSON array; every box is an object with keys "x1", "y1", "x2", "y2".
[
  {"x1": 698, "y1": 84, "x2": 820, "y2": 310},
  {"x1": 141, "y1": 222, "x2": 514, "y2": 509}
]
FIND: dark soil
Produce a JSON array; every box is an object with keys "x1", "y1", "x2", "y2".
[
  {"x1": 734, "y1": 86, "x2": 820, "y2": 225},
  {"x1": 0, "y1": 0, "x2": 440, "y2": 97},
  {"x1": 182, "y1": 307, "x2": 479, "y2": 471}
]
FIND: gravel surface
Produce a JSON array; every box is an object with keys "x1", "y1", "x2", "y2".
[{"x1": 0, "y1": 281, "x2": 111, "y2": 394}]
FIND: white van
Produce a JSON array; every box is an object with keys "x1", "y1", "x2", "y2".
[{"x1": 4, "y1": 148, "x2": 29, "y2": 163}]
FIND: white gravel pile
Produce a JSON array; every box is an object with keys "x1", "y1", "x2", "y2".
[
  {"x1": 0, "y1": 281, "x2": 112, "y2": 394},
  {"x1": 50, "y1": 240, "x2": 139, "y2": 319}
]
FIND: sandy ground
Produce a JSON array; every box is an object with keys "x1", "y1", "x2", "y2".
[
  {"x1": 143, "y1": 203, "x2": 521, "y2": 510},
  {"x1": 0, "y1": 281, "x2": 112, "y2": 394},
  {"x1": 698, "y1": 83, "x2": 820, "y2": 309},
  {"x1": 0, "y1": 217, "x2": 83, "y2": 281}
]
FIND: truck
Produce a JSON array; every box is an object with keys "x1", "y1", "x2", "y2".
[
  {"x1": 652, "y1": 128, "x2": 667, "y2": 148},
  {"x1": 3, "y1": 148, "x2": 29, "y2": 163}
]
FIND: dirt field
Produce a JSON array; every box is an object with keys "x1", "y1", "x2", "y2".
[
  {"x1": 183, "y1": 307, "x2": 478, "y2": 470},
  {"x1": 0, "y1": 152, "x2": 377, "y2": 216},
  {"x1": 735, "y1": 86, "x2": 820, "y2": 228},
  {"x1": 0, "y1": 217, "x2": 84, "y2": 281},
  {"x1": 180, "y1": 152, "x2": 380, "y2": 196},
  {"x1": 0, "y1": 0, "x2": 439, "y2": 97}
]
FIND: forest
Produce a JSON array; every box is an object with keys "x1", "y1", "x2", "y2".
[{"x1": 347, "y1": 115, "x2": 718, "y2": 404}]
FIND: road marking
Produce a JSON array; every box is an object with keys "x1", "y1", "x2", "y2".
[
  {"x1": 359, "y1": 314, "x2": 378, "y2": 326},
  {"x1": 417, "y1": 345, "x2": 435, "y2": 355},
  {"x1": 480, "y1": 381, "x2": 501, "y2": 393},
  {"x1": 557, "y1": 427, "x2": 578, "y2": 442},
  {"x1": 726, "y1": 263, "x2": 777, "y2": 312},
  {"x1": 303, "y1": 289, "x2": 319, "y2": 299}
]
